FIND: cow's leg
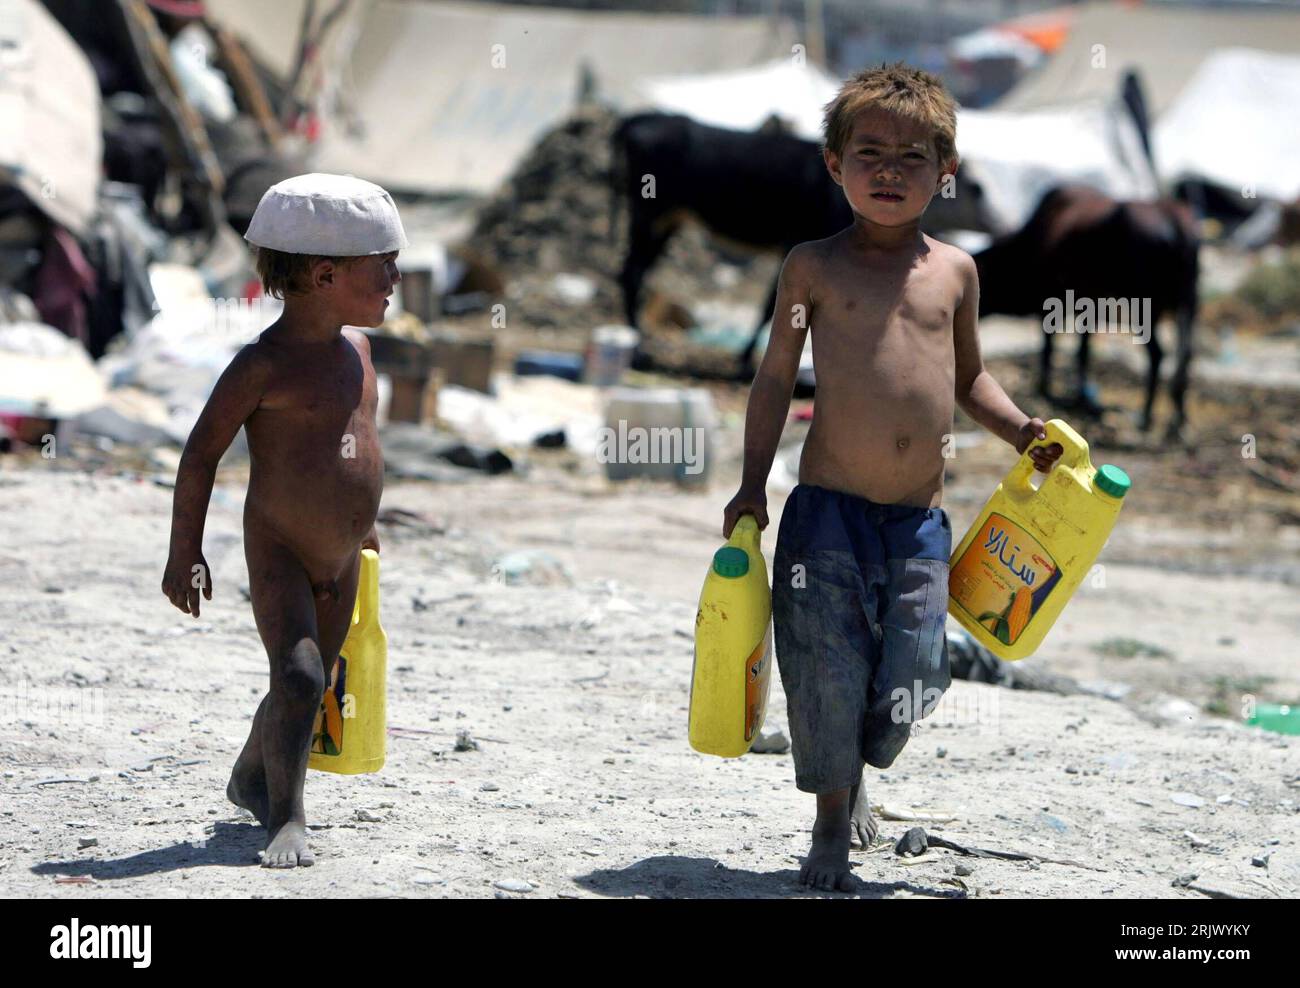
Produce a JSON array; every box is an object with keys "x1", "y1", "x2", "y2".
[
  {"x1": 1074, "y1": 332, "x2": 1105, "y2": 419},
  {"x1": 1038, "y1": 324, "x2": 1056, "y2": 403},
  {"x1": 1167, "y1": 303, "x2": 1195, "y2": 441},
  {"x1": 1140, "y1": 316, "x2": 1164, "y2": 433},
  {"x1": 737, "y1": 271, "x2": 782, "y2": 378},
  {"x1": 618, "y1": 217, "x2": 675, "y2": 331}
]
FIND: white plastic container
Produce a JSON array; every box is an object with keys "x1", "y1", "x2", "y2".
[
  {"x1": 583, "y1": 325, "x2": 640, "y2": 386},
  {"x1": 601, "y1": 387, "x2": 717, "y2": 485}
]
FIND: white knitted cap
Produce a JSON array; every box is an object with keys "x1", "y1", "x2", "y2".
[{"x1": 244, "y1": 173, "x2": 409, "y2": 255}]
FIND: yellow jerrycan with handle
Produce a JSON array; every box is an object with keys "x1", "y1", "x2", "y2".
[
  {"x1": 948, "y1": 419, "x2": 1130, "y2": 661},
  {"x1": 309, "y1": 548, "x2": 388, "y2": 774},
  {"x1": 690, "y1": 514, "x2": 773, "y2": 757}
]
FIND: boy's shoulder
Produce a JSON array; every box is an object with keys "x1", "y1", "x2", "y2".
[
  {"x1": 781, "y1": 235, "x2": 841, "y2": 281},
  {"x1": 341, "y1": 327, "x2": 372, "y2": 355},
  {"x1": 922, "y1": 233, "x2": 976, "y2": 270},
  {"x1": 229, "y1": 335, "x2": 277, "y2": 375},
  {"x1": 788, "y1": 232, "x2": 843, "y2": 262}
]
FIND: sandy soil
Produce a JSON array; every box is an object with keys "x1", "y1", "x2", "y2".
[{"x1": 1, "y1": 450, "x2": 1296, "y2": 899}]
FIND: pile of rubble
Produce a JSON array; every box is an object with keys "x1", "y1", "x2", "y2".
[{"x1": 465, "y1": 104, "x2": 772, "y2": 371}]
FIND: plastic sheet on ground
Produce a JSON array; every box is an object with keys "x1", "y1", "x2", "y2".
[
  {"x1": 95, "y1": 264, "x2": 282, "y2": 443},
  {"x1": 436, "y1": 373, "x2": 603, "y2": 456},
  {"x1": 0, "y1": 322, "x2": 105, "y2": 417}
]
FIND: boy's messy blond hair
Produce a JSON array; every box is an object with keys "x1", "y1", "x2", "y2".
[
  {"x1": 823, "y1": 62, "x2": 958, "y2": 167},
  {"x1": 254, "y1": 247, "x2": 359, "y2": 300}
]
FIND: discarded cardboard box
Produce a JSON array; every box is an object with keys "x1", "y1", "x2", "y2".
[{"x1": 430, "y1": 335, "x2": 494, "y2": 394}]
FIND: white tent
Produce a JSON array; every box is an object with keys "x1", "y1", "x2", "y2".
[
  {"x1": 955, "y1": 97, "x2": 1159, "y2": 234},
  {"x1": 0, "y1": 0, "x2": 101, "y2": 236},
  {"x1": 209, "y1": 0, "x2": 797, "y2": 196},
  {"x1": 995, "y1": 0, "x2": 1300, "y2": 116},
  {"x1": 1154, "y1": 48, "x2": 1300, "y2": 204},
  {"x1": 637, "y1": 59, "x2": 842, "y2": 141}
]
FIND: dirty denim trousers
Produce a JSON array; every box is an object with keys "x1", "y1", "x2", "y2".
[{"x1": 772, "y1": 484, "x2": 952, "y2": 792}]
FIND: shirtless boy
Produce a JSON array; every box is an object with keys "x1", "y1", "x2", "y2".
[
  {"x1": 161, "y1": 174, "x2": 403, "y2": 867},
  {"x1": 722, "y1": 64, "x2": 1064, "y2": 892}
]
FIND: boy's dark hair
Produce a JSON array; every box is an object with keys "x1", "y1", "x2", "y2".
[
  {"x1": 823, "y1": 62, "x2": 958, "y2": 167},
  {"x1": 254, "y1": 247, "x2": 359, "y2": 299}
]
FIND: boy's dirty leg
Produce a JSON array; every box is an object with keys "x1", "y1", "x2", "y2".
[
  {"x1": 227, "y1": 695, "x2": 271, "y2": 827},
  {"x1": 802, "y1": 788, "x2": 853, "y2": 891},
  {"x1": 246, "y1": 529, "x2": 322, "y2": 868},
  {"x1": 233, "y1": 527, "x2": 332, "y2": 868},
  {"x1": 234, "y1": 525, "x2": 360, "y2": 868}
]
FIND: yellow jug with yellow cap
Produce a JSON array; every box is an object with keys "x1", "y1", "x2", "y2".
[
  {"x1": 309, "y1": 548, "x2": 388, "y2": 773},
  {"x1": 690, "y1": 514, "x2": 773, "y2": 757},
  {"x1": 948, "y1": 419, "x2": 1130, "y2": 661}
]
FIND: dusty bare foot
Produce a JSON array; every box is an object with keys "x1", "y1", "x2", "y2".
[
  {"x1": 801, "y1": 821, "x2": 852, "y2": 892},
  {"x1": 261, "y1": 820, "x2": 314, "y2": 868},
  {"x1": 799, "y1": 789, "x2": 853, "y2": 892},
  {"x1": 849, "y1": 772, "x2": 879, "y2": 849},
  {"x1": 226, "y1": 760, "x2": 269, "y2": 827}
]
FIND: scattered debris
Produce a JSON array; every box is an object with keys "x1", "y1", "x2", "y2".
[
  {"x1": 454, "y1": 729, "x2": 480, "y2": 752},
  {"x1": 33, "y1": 776, "x2": 98, "y2": 787},
  {"x1": 895, "y1": 827, "x2": 928, "y2": 857},
  {"x1": 894, "y1": 826, "x2": 1107, "y2": 871},
  {"x1": 872, "y1": 803, "x2": 959, "y2": 824},
  {"x1": 493, "y1": 878, "x2": 534, "y2": 893},
  {"x1": 748, "y1": 725, "x2": 790, "y2": 755},
  {"x1": 490, "y1": 550, "x2": 572, "y2": 587},
  {"x1": 1090, "y1": 637, "x2": 1174, "y2": 659}
]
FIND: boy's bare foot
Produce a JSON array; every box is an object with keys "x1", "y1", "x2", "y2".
[
  {"x1": 226, "y1": 759, "x2": 269, "y2": 827},
  {"x1": 801, "y1": 821, "x2": 852, "y2": 892},
  {"x1": 800, "y1": 789, "x2": 853, "y2": 892},
  {"x1": 261, "y1": 820, "x2": 314, "y2": 868},
  {"x1": 849, "y1": 772, "x2": 879, "y2": 848}
]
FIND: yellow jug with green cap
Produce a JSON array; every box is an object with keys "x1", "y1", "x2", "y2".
[
  {"x1": 948, "y1": 418, "x2": 1131, "y2": 661},
  {"x1": 308, "y1": 548, "x2": 388, "y2": 774},
  {"x1": 690, "y1": 514, "x2": 773, "y2": 757}
]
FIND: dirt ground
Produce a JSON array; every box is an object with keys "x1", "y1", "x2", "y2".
[{"x1": 1, "y1": 402, "x2": 1297, "y2": 897}]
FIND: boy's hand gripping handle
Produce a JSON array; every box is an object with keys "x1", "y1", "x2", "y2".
[{"x1": 1007, "y1": 418, "x2": 1090, "y2": 495}]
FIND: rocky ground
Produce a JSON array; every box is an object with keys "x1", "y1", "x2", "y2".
[{"x1": 1, "y1": 441, "x2": 1296, "y2": 898}]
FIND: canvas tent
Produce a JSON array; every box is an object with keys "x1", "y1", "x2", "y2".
[
  {"x1": 1153, "y1": 48, "x2": 1300, "y2": 204},
  {"x1": 995, "y1": 0, "x2": 1300, "y2": 116},
  {"x1": 208, "y1": 0, "x2": 797, "y2": 195},
  {"x1": 0, "y1": 0, "x2": 102, "y2": 236},
  {"x1": 637, "y1": 59, "x2": 842, "y2": 142},
  {"x1": 955, "y1": 95, "x2": 1159, "y2": 234}
]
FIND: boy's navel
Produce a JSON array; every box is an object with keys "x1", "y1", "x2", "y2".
[{"x1": 896, "y1": 437, "x2": 910, "y2": 449}]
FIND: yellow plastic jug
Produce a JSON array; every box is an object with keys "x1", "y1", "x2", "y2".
[
  {"x1": 948, "y1": 419, "x2": 1130, "y2": 661},
  {"x1": 689, "y1": 514, "x2": 773, "y2": 757},
  {"x1": 309, "y1": 548, "x2": 388, "y2": 774}
]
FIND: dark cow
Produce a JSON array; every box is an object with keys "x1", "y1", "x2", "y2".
[
  {"x1": 973, "y1": 183, "x2": 1199, "y2": 437},
  {"x1": 609, "y1": 112, "x2": 991, "y2": 371}
]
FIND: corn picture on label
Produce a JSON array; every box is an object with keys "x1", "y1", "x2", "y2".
[
  {"x1": 949, "y1": 513, "x2": 1063, "y2": 646},
  {"x1": 744, "y1": 627, "x2": 772, "y2": 743},
  {"x1": 311, "y1": 655, "x2": 348, "y2": 757}
]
